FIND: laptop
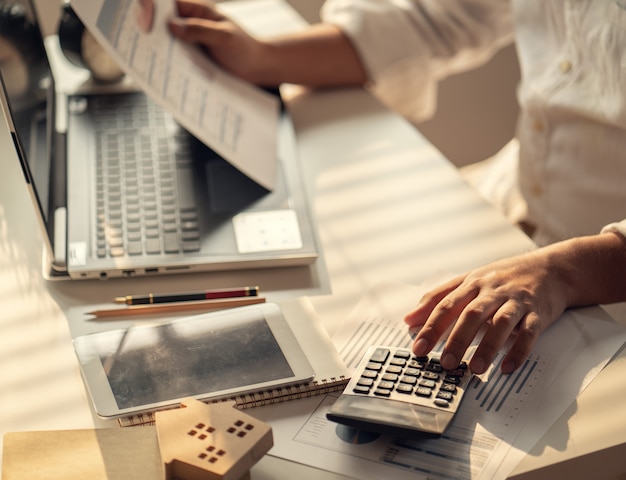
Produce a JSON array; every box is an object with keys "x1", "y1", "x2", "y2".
[{"x1": 0, "y1": 0, "x2": 318, "y2": 280}]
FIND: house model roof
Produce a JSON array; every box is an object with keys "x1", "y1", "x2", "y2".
[{"x1": 155, "y1": 398, "x2": 273, "y2": 480}]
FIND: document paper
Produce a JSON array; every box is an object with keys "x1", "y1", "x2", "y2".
[
  {"x1": 70, "y1": 0, "x2": 280, "y2": 190},
  {"x1": 263, "y1": 281, "x2": 626, "y2": 480}
]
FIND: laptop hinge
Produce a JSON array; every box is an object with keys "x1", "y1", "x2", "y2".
[{"x1": 53, "y1": 206, "x2": 67, "y2": 266}]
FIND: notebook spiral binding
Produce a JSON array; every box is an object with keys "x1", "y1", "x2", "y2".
[{"x1": 118, "y1": 376, "x2": 350, "y2": 427}]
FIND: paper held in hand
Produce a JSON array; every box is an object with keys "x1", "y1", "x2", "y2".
[{"x1": 70, "y1": 0, "x2": 280, "y2": 190}]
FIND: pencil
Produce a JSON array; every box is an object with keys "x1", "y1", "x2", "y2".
[
  {"x1": 114, "y1": 286, "x2": 260, "y2": 305},
  {"x1": 87, "y1": 296, "x2": 266, "y2": 318}
]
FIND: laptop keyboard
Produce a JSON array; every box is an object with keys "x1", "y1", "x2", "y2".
[{"x1": 92, "y1": 93, "x2": 201, "y2": 258}]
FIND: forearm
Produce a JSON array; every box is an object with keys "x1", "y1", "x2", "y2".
[
  {"x1": 550, "y1": 232, "x2": 626, "y2": 307},
  {"x1": 254, "y1": 24, "x2": 368, "y2": 87}
]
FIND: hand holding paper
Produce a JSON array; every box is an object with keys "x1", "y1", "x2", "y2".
[{"x1": 71, "y1": 0, "x2": 280, "y2": 190}]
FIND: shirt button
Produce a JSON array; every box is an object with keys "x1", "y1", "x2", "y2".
[{"x1": 559, "y1": 59, "x2": 572, "y2": 73}]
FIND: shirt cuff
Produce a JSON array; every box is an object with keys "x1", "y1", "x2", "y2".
[{"x1": 601, "y1": 220, "x2": 626, "y2": 239}]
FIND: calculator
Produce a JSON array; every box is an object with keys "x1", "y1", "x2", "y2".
[{"x1": 326, "y1": 346, "x2": 474, "y2": 436}]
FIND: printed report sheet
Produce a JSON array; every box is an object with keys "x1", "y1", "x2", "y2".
[{"x1": 71, "y1": 0, "x2": 280, "y2": 190}]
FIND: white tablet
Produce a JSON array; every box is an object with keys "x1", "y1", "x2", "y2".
[{"x1": 73, "y1": 303, "x2": 315, "y2": 419}]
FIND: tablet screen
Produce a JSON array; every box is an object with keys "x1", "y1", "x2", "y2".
[{"x1": 74, "y1": 304, "x2": 314, "y2": 417}]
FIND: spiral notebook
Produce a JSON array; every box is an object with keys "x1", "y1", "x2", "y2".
[{"x1": 117, "y1": 298, "x2": 350, "y2": 427}]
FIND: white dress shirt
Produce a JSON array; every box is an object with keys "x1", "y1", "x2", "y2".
[{"x1": 322, "y1": 0, "x2": 626, "y2": 245}]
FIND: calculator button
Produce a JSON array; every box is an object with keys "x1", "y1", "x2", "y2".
[
  {"x1": 378, "y1": 381, "x2": 395, "y2": 390},
  {"x1": 366, "y1": 362, "x2": 383, "y2": 371},
  {"x1": 415, "y1": 387, "x2": 432, "y2": 397},
  {"x1": 408, "y1": 359, "x2": 427, "y2": 369},
  {"x1": 353, "y1": 386, "x2": 371, "y2": 395},
  {"x1": 357, "y1": 378, "x2": 375, "y2": 387},
  {"x1": 419, "y1": 379, "x2": 436, "y2": 389},
  {"x1": 390, "y1": 357, "x2": 407, "y2": 367},
  {"x1": 423, "y1": 371, "x2": 440, "y2": 381},
  {"x1": 443, "y1": 375, "x2": 461, "y2": 385},
  {"x1": 396, "y1": 384, "x2": 414, "y2": 394},
  {"x1": 404, "y1": 367, "x2": 421, "y2": 377},
  {"x1": 434, "y1": 398, "x2": 450, "y2": 408},
  {"x1": 381, "y1": 373, "x2": 399, "y2": 382},
  {"x1": 374, "y1": 388, "x2": 392, "y2": 397},
  {"x1": 447, "y1": 368, "x2": 466, "y2": 378},
  {"x1": 436, "y1": 391, "x2": 454, "y2": 402},
  {"x1": 361, "y1": 370, "x2": 378, "y2": 379},
  {"x1": 370, "y1": 348, "x2": 390, "y2": 363},
  {"x1": 440, "y1": 383, "x2": 457, "y2": 393},
  {"x1": 399, "y1": 375, "x2": 417, "y2": 385},
  {"x1": 426, "y1": 363, "x2": 444, "y2": 373},
  {"x1": 385, "y1": 365, "x2": 403, "y2": 374},
  {"x1": 393, "y1": 350, "x2": 411, "y2": 360}
]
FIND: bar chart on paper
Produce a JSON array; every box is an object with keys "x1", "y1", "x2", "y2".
[{"x1": 467, "y1": 352, "x2": 549, "y2": 431}]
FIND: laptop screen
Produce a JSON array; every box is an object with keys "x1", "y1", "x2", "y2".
[{"x1": 0, "y1": 0, "x2": 57, "y2": 235}]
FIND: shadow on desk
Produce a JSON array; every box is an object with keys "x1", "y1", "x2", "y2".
[{"x1": 511, "y1": 341, "x2": 626, "y2": 480}]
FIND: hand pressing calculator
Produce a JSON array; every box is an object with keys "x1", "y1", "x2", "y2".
[{"x1": 326, "y1": 346, "x2": 474, "y2": 436}]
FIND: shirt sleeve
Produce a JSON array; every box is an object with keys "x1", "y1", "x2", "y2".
[
  {"x1": 601, "y1": 220, "x2": 626, "y2": 239},
  {"x1": 321, "y1": 0, "x2": 514, "y2": 121}
]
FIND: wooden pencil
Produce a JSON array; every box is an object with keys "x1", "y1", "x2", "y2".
[{"x1": 86, "y1": 296, "x2": 266, "y2": 318}]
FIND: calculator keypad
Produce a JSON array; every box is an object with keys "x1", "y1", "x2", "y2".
[{"x1": 347, "y1": 346, "x2": 471, "y2": 411}]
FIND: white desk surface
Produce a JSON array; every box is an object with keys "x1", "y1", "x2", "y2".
[
  {"x1": 2, "y1": 3, "x2": 626, "y2": 478},
  {"x1": 2, "y1": 82, "x2": 626, "y2": 479}
]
